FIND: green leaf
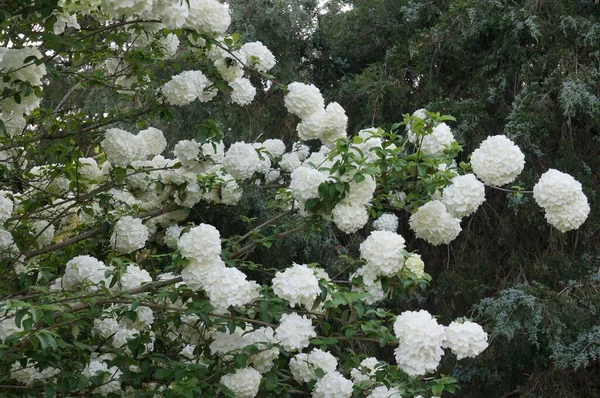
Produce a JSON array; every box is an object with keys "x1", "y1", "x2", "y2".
[
  {"x1": 154, "y1": 368, "x2": 172, "y2": 380},
  {"x1": 432, "y1": 383, "x2": 444, "y2": 395}
]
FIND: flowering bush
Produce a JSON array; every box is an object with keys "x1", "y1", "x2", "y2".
[{"x1": 0, "y1": 1, "x2": 590, "y2": 398}]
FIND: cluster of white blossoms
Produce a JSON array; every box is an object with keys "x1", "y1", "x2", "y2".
[
  {"x1": 275, "y1": 312, "x2": 316, "y2": 352},
  {"x1": 161, "y1": 70, "x2": 214, "y2": 106},
  {"x1": 61, "y1": 255, "x2": 113, "y2": 291},
  {"x1": 402, "y1": 253, "x2": 425, "y2": 279},
  {"x1": 372, "y1": 213, "x2": 399, "y2": 232},
  {"x1": 0, "y1": 310, "x2": 24, "y2": 342},
  {"x1": 441, "y1": 174, "x2": 486, "y2": 218},
  {"x1": 284, "y1": 82, "x2": 348, "y2": 149},
  {"x1": 238, "y1": 42, "x2": 277, "y2": 72},
  {"x1": 289, "y1": 348, "x2": 338, "y2": 383},
  {"x1": 533, "y1": 169, "x2": 590, "y2": 232},
  {"x1": 443, "y1": 321, "x2": 489, "y2": 360},
  {"x1": 312, "y1": 371, "x2": 354, "y2": 398},
  {"x1": 101, "y1": 127, "x2": 158, "y2": 167},
  {"x1": 82, "y1": 355, "x2": 122, "y2": 396},
  {"x1": 10, "y1": 360, "x2": 60, "y2": 386},
  {"x1": 360, "y1": 231, "x2": 407, "y2": 278},
  {"x1": 229, "y1": 77, "x2": 256, "y2": 105},
  {"x1": 350, "y1": 357, "x2": 385, "y2": 383},
  {"x1": 220, "y1": 367, "x2": 262, "y2": 398},
  {"x1": 223, "y1": 142, "x2": 262, "y2": 180},
  {"x1": 0, "y1": 47, "x2": 47, "y2": 117},
  {"x1": 367, "y1": 386, "x2": 402, "y2": 398},
  {"x1": 178, "y1": 224, "x2": 259, "y2": 313},
  {"x1": 406, "y1": 109, "x2": 456, "y2": 156},
  {"x1": 409, "y1": 200, "x2": 461, "y2": 246},
  {"x1": 272, "y1": 263, "x2": 322, "y2": 308},
  {"x1": 393, "y1": 310, "x2": 488, "y2": 376},
  {"x1": 393, "y1": 310, "x2": 446, "y2": 376},
  {"x1": 110, "y1": 216, "x2": 150, "y2": 254},
  {"x1": 470, "y1": 135, "x2": 525, "y2": 186}
]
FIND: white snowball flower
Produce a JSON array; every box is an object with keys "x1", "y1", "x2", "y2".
[
  {"x1": 101, "y1": 128, "x2": 148, "y2": 167},
  {"x1": 209, "y1": 325, "x2": 246, "y2": 359},
  {"x1": 402, "y1": 253, "x2": 425, "y2": 279},
  {"x1": 239, "y1": 41, "x2": 276, "y2": 72},
  {"x1": 284, "y1": 82, "x2": 325, "y2": 119},
  {"x1": 78, "y1": 157, "x2": 103, "y2": 181},
  {"x1": 173, "y1": 139, "x2": 201, "y2": 168},
  {"x1": 0, "y1": 226, "x2": 14, "y2": 251},
  {"x1": 290, "y1": 348, "x2": 338, "y2": 383},
  {"x1": 280, "y1": 152, "x2": 302, "y2": 172},
  {"x1": 119, "y1": 264, "x2": 152, "y2": 290},
  {"x1": 185, "y1": 0, "x2": 231, "y2": 36},
  {"x1": 82, "y1": 357, "x2": 122, "y2": 396},
  {"x1": 110, "y1": 216, "x2": 149, "y2": 254},
  {"x1": 272, "y1": 263, "x2": 320, "y2": 308},
  {"x1": 297, "y1": 109, "x2": 326, "y2": 141},
  {"x1": 311, "y1": 371, "x2": 353, "y2": 398},
  {"x1": 275, "y1": 312, "x2": 316, "y2": 352},
  {"x1": 320, "y1": 102, "x2": 348, "y2": 148},
  {"x1": 345, "y1": 175, "x2": 376, "y2": 205},
  {"x1": 161, "y1": 70, "x2": 209, "y2": 106},
  {"x1": 101, "y1": 0, "x2": 153, "y2": 17},
  {"x1": 366, "y1": 386, "x2": 402, "y2": 398},
  {"x1": 410, "y1": 122, "x2": 455, "y2": 156},
  {"x1": 94, "y1": 317, "x2": 120, "y2": 338},
  {"x1": 470, "y1": 135, "x2": 525, "y2": 186},
  {"x1": 62, "y1": 255, "x2": 112, "y2": 290},
  {"x1": 393, "y1": 310, "x2": 445, "y2": 376},
  {"x1": 289, "y1": 166, "x2": 328, "y2": 202},
  {"x1": 10, "y1": 360, "x2": 60, "y2": 386},
  {"x1": 220, "y1": 367, "x2": 261, "y2": 398},
  {"x1": 350, "y1": 357, "x2": 384, "y2": 383},
  {"x1": 373, "y1": 213, "x2": 399, "y2": 232},
  {"x1": 158, "y1": 33, "x2": 179, "y2": 57},
  {"x1": 533, "y1": 169, "x2": 590, "y2": 232},
  {"x1": 443, "y1": 320, "x2": 488, "y2": 360},
  {"x1": 203, "y1": 267, "x2": 260, "y2": 313},
  {"x1": 163, "y1": 225, "x2": 184, "y2": 248},
  {"x1": 223, "y1": 142, "x2": 261, "y2": 180},
  {"x1": 137, "y1": 127, "x2": 166, "y2": 156},
  {"x1": 229, "y1": 77, "x2": 256, "y2": 106},
  {"x1": 332, "y1": 202, "x2": 369, "y2": 233},
  {"x1": 0, "y1": 113, "x2": 26, "y2": 137},
  {"x1": 53, "y1": 11, "x2": 80, "y2": 34},
  {"x1": 0, "y1": 47, "x2": 47, "y2": 86},
  {"x1": 152, "y1": 0, "x2": 190, "y2": 29},
  {"x1": 0, "y1": 191, "x2": 14, "y2": 223},
  {"x1": 177, "y1": 224, "x2": 221, "y2": 263},
  {"x1": 409, "y1": 200, "x2": 461, "y2": 246},
  {"x1": 243, "y1": 327, "x2": 280, "y2": 373},
  {"x1": 360, "y1": 230, "x2": 406, "y2": 276},
  {"x1": 260, "y1": 139, "x2": 286, "y2": 158},
  {"x1": 356, "y1": 279, "x2": 387, "y2": 305},
  {"x1": 0, "y1": 311, "x2": 24, "y2": 342},
  {"x1": 441, "y1": 174, "x2": 486, "y2": 218},
  {"x1": 32, "y1": 220, "x2": 54, "y2": 247},
  {"x1": 213, "y1": 56, "x2": 244, "y2": 82},
  {"x1": 112, "y1": 327, "x2": 137, "y2": 349}
]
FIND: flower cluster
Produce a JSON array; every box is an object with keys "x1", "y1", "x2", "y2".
[
  {"x1": 285, "y1": 82, "x2": 348, "y2": 149},
  {"x1": 409, "y1": 200, "x2": 461, "y2": 246},
  {"x1": 470, "y1": 135, "x2": 525, "y2": 186},
  {"x1": 272, "y1": 263, "x2": 321, "y2": 308},
  {"x1": 533, "y1": 169, "x2": 590, "y2": 232},
  {"x1": 393, "y1": 310, "x2": 488, "y2": 376}
]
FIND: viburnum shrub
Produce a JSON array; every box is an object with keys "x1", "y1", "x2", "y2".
[{"x1": 0, "y1": 1, "x2": 590, "y2": 397}]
